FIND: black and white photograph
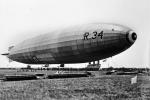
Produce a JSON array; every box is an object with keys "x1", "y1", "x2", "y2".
[{"x1": 0, "y1": 0, "x2": 150, "y2": 99}]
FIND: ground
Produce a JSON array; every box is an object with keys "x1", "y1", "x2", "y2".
[{"x1": 0, "y1": 69, "x2": 149, "y2": 100}]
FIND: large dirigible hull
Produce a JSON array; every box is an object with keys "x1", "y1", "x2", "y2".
[{"x1": 8, "y1": 23, "x2": 137, "y2": 64}]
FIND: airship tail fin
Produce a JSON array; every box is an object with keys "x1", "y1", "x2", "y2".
[
  {"x1": 1, "y1": 46, "x2": 14, "y2": 63},
  {"x1": 8, "y1": 46, "x2": 14, "y2": 51},
  {"x1": 1, "y1": 53, "x2": 12, "y2": 62},
  {"x1": 1, "y1": 45, "x2": 14, "y2": 56},
  {"x1": 1, "y1": 53, "x2": 9, "y2": 56}
]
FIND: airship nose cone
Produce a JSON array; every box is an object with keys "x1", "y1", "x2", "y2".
[{"x1": 127, "y1": 31, "x2": 137, "y2": 44}]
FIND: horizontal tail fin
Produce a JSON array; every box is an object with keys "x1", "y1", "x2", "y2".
[
  {"x1": 1, "y1": 53, "x2": 12, "y2": 62},
  {"x1": 1, "y1": 45, "x2": 14, "y2": 56},
  {"x1": 1, "y1": 53, "x2": 9, "y2": 56}
]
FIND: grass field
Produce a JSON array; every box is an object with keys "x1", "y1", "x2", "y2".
[{"x1": 0, "y1": 69, "x2": 149, "y2": 100}]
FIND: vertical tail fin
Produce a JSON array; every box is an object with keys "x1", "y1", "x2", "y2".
[{"x1": 8, "y1": 46, "x2": 14, "y2": 51}]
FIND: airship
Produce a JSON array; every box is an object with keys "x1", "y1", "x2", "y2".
[{"x1": 2, "y1": 23, "x2": 137, "y2": 67}]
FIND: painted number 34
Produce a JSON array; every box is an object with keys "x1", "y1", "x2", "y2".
[{"x1": 83, "y1": 31, "x2": 103, "y2": 40}]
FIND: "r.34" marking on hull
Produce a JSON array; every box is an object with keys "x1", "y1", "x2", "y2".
[{"x1": 83, "y1": 31, "x2": 103, "y2": 40}]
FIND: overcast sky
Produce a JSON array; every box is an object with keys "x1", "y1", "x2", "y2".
[{"x1": 0, "y1": 0, "x2": 150, "y2": 68}]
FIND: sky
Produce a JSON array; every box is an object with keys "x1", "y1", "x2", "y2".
[{"x1": 0, "y1": 0, "x2": 150, "y2": 68}]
